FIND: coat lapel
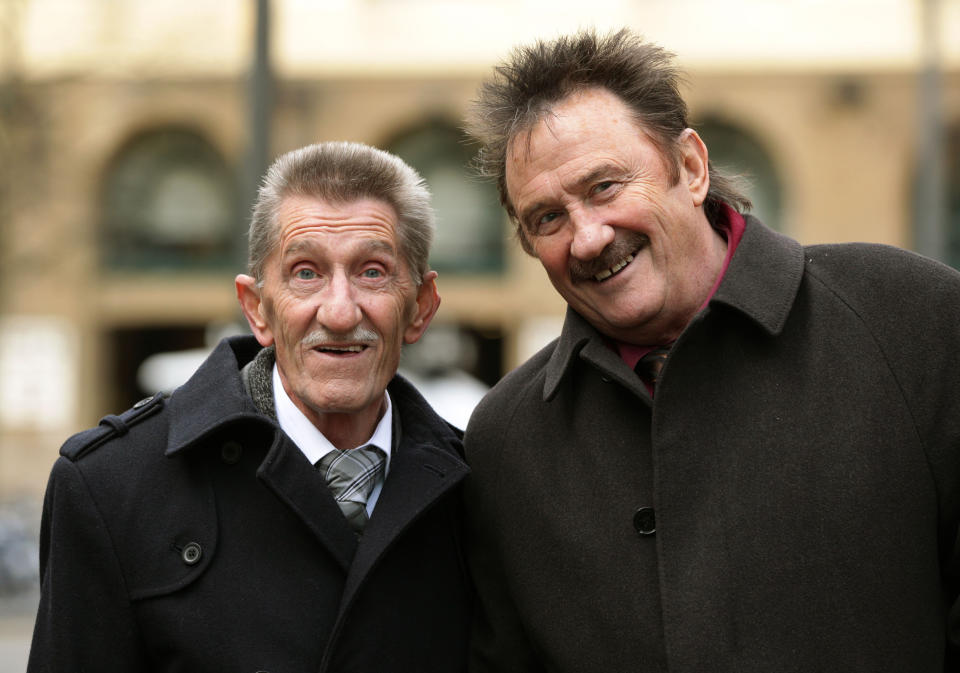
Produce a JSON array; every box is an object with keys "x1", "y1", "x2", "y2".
[
  {"x1": 335, "y1": 374, "x2": 469, "y2": 613},
  {"x1": 256, "y1": 432, "x2": 358, "y2": 572},
  {"x1": 338, "y1": 438, "x2": 468, "y2": 610}
]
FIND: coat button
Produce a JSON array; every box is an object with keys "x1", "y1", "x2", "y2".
[
  {"x1": 634, "y1": 507, "x2": 656, "y2": 536},
  {"x1": 132, "y1": 396, "x2": 153, "y2": 409},
  {"x1": 221, "y1": 441, "x2": 243, "y2": 465},
  {"x1": 181, "y1": 542, "x2": 203, "y2": 565}
]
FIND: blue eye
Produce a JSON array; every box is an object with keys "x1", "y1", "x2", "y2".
[
  {"x1": 294, "y1": 268, "x2": 317, "y2": 280},
  {"x1": 593, "y1": 181, "x2": 614, "y2": 194},
  {"x1": 362, "y1": 268, "x2": 383, "y2": 279}
]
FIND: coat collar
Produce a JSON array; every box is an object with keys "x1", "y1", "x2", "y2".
[
  {"x1": 165, "y1": 335, "x2": 268, "y2": 456},
  {"x1": 543, "y1": 216, "x2": 804, "y2": 400},
  {"x1": 710, "y1": 214, "x2": 804, "y2": 336}
]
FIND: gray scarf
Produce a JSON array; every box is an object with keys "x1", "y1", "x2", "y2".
[{"x1": 240, "y1": 345, "x2": 277, "y2": 421}]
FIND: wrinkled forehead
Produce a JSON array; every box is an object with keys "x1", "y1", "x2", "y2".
[
  {"x1": 274, "y1": 194, "x2": 399, "y2": 243},
  {"x1": 504, "y1": 89, "x2": 641, "y2": 183},
  {"x1": 503, "y1": 92, "x2": 676, "y2": 212}
]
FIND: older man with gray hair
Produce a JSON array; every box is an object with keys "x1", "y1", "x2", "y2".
[{"x1": 29, "y1": 142, "x2": 472, "y2": 672}]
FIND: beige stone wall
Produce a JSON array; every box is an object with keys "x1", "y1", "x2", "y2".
[{"x1": 1, "y1": 66, "x2": 958, "y2": 497}]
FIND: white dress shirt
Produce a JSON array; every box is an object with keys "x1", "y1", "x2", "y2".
[{"x1": 272, "y1": 364, "x2": 392, "y2": 515}]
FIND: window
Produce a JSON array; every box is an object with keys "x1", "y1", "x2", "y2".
[
  {"x1": 387, "y1": 122, "x2": 504, "y2": 273},
  {"x1": 102, "y1": 128, "x2": 237, "y2": 270},
  {"x1": 696, "y1": 119, "x2": 784, "y2": 232}
]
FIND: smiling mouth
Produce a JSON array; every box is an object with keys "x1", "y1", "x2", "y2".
[
  {"x1": 569, "y1": 234, "x2": 648, "y2": 284},
  {"x1": 593, "y1": 252, "x2": 636, "y2": 282},
  {"x1": 314, "y1": 344, "x2": 367, "y2": 355}
]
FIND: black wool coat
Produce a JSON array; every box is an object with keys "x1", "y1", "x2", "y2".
[
  {"x1": 28, "y1": 336, "x2": 472, "y2": 673},
  {"x1": 465, "y1": 217, "x2": 960, "y2": 672}
]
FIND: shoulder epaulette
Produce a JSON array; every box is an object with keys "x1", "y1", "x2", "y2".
[{"x1": 60, "y1": 392, "x2": 167, "y2": 461}]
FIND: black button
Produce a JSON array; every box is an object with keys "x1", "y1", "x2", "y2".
[
  {"x1": 221, "y1": 441, "x2": 243, "y2": 465},
  {"x1": 181, "y1": 542, "x2": 202, "y2": 565},
  {"x1": 634, "y1": 507, "x2": 656, "y2": 536}
]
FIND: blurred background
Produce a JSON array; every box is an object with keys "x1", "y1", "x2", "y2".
[{"x1": 0, "y1": 0, "x2": 958, "y2": 667}]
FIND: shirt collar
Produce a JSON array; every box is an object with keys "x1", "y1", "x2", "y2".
[{"x1": 272, "y1": 363, "x2": 393, "y2": 471}]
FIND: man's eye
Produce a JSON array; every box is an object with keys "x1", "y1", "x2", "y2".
[
  {"x1": 530, "y1": 211, "x2": 564, "y2": 236},
  {"x1": 592, "y1": 181, "x2": 615, "y2": 195},
  {"x1": 533, "y1": 212, "x2": 563, "y2": 233},
  {"x1": 361, "y1": 268, "x2": 384, "y2": 279},
  {"x1": 294, "y1": 268, "x2": 317, "y2": 280}
]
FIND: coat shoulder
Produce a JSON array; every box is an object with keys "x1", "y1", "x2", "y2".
[
  {"x1": 477, "y1": 340, "x2": 554, "y2": 415},
  {"x1": 465, "y1": 338, "x2": 556, "y2": 456},
  {"x1": 60, "y1": 392, "x2": 169, "y2": 462},
  {"x1": 804, "y1": 243, "x2": 960, "y2": 301},
  {"x1": 802, "y1": 242, "x2": 960, "y2": 340}
]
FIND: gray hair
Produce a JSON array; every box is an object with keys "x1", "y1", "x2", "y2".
[
  {"x1": 248, "y1": 141, "x2": 435, "y2": 284},
  {"x1": 466, "y1": 28, "x2": 751, "y2": 252}
]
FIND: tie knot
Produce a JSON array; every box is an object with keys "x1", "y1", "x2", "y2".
[
  {"x1": 317, "y1": 445, "x2": 385, "y2": 532},
  {"x1": 635, "y1": 345, "x2": 671, "y2": 386}
]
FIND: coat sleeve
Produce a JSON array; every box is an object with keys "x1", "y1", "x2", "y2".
[
  {"x1": 463, "y1": 400, "x2": 545, "y2": 673},
  {"x1": 464, "y1": 518, "x2": 545, "y2": 673},
  {"x1": 846, "y1": 250, "x2": 960, "y2": 670},
  {"x1": 27, "y1": 457, "x2": 149, "y2": 672}
]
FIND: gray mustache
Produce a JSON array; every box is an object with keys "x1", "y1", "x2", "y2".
[{"x1": 302, "y1": 327, "x2": 379, "y2": 347}]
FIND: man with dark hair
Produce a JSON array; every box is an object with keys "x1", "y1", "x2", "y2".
[
  {"x1": 29, "y1": 141, "x2": 472, "y2": 672},
  {"x1": 464, "y1": 29, "x2": 960, "y2": 672}
]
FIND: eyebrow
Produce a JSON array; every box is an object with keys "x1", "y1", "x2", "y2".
[{"x1": 517, "y1": 162, "x2": 625, "y2": 227}]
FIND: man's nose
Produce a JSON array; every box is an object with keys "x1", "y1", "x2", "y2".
[
  {"x1": 568, "y1": 207, "x2": 615, "y2": 260},
  {"x1": 316, "y1": 274, "x2": 362, "y2": 332}
]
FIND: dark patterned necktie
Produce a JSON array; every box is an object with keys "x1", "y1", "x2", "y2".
[
  {"x1": 635, "y1": 345, "x2": 671, "y2": 386},
  {"x1": 316, "y1": 445, "x2": 385, "y2": 533}
]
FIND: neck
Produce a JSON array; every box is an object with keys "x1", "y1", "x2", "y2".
[
  {"x1": 298, "y1": 396, "x2": 386, "y2": 452},
  {"x1": 670, "y1": 226, "x2": 729, "y2": 340}
]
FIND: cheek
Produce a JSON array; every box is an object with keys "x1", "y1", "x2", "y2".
[
  {"x1": 532, "y1": 238, "x2": 569, "y2": 271},
  {"x1": 271, "y1": 297, "x2": 315, "y2": 340}
]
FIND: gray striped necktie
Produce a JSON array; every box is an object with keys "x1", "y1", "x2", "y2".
[{"x1": 316, "y1": 445, "x2": 385, "y2": 533}]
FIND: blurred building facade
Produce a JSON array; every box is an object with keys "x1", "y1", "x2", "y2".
[{"x1": 0, "y1": 0, "x2": 959, "y2": 503}]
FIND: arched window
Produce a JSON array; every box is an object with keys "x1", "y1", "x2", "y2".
[
  {"x1": 386, "y1": 122, "x2": 504, "y2": 273},
  {"x1": 101, "y1": 128, "x2": 237, "y2": 269},
  {"x1": 696, "y1": 119, "x2": 784, "y2": 232}
]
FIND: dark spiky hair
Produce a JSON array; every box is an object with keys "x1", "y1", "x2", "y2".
[{"x1": 466, "y1": 28, "x2": 751, "y2": 252}]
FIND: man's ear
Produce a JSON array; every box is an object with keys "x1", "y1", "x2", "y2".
[
  {"x1": 404, "y1": 270, "x2": 441, "y2": 345},
  {"x1": 235, "y1": 274, "x2": 275, "y2": 347},
  {"x1": 679, "y1": 128, "x2": 710, "y2": 207}
]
